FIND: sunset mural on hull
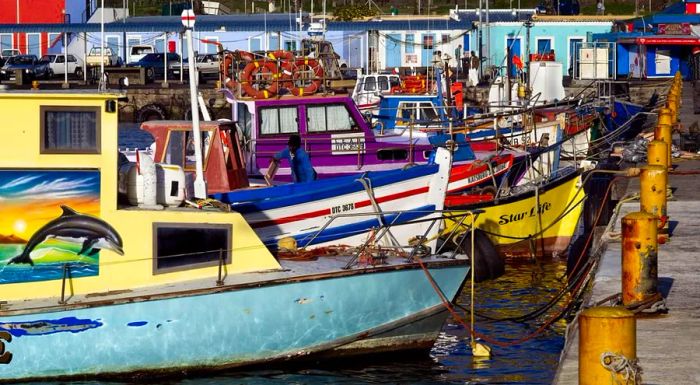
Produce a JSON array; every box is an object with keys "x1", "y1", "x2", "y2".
[{"x1": 0, "y1": 170, "x2": 102, "y2": 284}]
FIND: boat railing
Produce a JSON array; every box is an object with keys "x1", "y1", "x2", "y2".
[{"x1": 287, "y1": 208, "x2": 484, "y2": 269}]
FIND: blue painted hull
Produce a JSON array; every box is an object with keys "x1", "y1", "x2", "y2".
[{"x1": 0, "y1": 262, "x2": 468, "y2": 382}]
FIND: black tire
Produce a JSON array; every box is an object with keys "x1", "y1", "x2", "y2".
[
  {"x1": 456, "y1": 229, "x2": 505, "y2": 283},
  {"x1": 136, "y1": 103, "x2": 168, "y2": 123},
  {"x1": 184, "y1": 106, "x2": 214, "y2": 121},
  {"x1": 146, "y1": 67, "x2": 155, "y2": 81},
  {"x1": 75, "y1": 67, "x2": 83, "y2": 78}
]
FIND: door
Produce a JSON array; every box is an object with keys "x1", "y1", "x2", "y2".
[
  {"x1": 385, "y1": 34, "x2": 401, "y2": 68},
  {"x1": 506, "y1": 38, "x2": 521, "y2": 78},
  {"x1": 655, "y1": 49, "x2": 671, "y2": 75},
  {"x1": 568, "y1": 38, "x2": 583, "y2": 77},
  {"x1": 421, "y1": 34, "x2": 435, "y2": 67}
]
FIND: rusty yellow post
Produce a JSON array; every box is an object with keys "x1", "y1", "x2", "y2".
[
  {"x1": 658, "y1": 107, "x2": 673, "y2": 126},
  {"x1": 654, "y1": 123, "x2": 673, "y2": 168},
  {"x1": 622, "y1": 212, "x2": 659, "y2": 306},
  {"x1": 647, "y1": 140, "x2": 668, "y2": 168},
  {"x1": 640, "y1": 165, "x2": 668, "y2": 226},
  {"x1": 579, "y1": 307, "x2": 637, "y2": 385}
]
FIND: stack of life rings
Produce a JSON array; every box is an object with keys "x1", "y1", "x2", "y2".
[{"x1": 221, "y1": 50, "x2": 325, "y2": 99}]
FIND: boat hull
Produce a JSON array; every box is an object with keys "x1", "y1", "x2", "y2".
[
  {"x1": 444, "y1": 170, "x2": 584, "y2": 258},
  {"x1": 0, "y1": 262, "x2": 468, "y2": 382}
]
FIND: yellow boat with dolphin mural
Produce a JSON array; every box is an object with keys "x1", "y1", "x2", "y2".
[
  {"x1": 442, "y1": 169, "x2": 584, "y2": 258},
  {"x1": 0, "y1": 90, "x2": 472, "y2": 383}
]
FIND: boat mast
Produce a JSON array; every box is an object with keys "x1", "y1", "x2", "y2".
[{"x1": 182, "y1": 9, "x2": 207, "y2": 198}]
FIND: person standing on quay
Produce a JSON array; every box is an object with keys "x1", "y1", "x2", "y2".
[{"x1": 469, "y1": 51, "x2": 480, "y2": 86}]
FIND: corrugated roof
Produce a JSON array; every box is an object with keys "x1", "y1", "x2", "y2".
[{"x1": 0, "y1": 10, "x2": 535, "y2": 33}]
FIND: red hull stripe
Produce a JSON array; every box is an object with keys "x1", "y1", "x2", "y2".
[{"x1": 250, "y1": 185, "x2": 430, "y2": 229}]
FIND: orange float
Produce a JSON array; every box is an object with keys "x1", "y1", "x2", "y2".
[
  {"x1": 240, "y1": 60, "x2": 279, "y2": 99},
  {"x1": 288, "y1": 57, "x2": 324, "y2": 96}
]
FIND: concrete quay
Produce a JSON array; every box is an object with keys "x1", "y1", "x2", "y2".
[{"x1": 554, "y1": 84, "x2": 700, "y2": 384}]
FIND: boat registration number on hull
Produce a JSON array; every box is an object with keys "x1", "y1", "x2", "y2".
[
  {"x1": 331, "y1": 202, "x2": 356, "y2": 214},
  {"x1": 331, "y1": 133, "x2": 366, "y2": 155}
]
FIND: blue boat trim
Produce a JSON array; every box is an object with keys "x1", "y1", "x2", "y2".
[
  {"x1": 275, "y1": 204, "x2": 438, "y2": 248},
  {"x1": 213, "y1": 164, "x2": 438, "y2": 213},
  {"x1": 0, "y1": 317, "x2": 103, "y2": 337}
]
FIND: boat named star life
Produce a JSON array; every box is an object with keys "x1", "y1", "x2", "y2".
[{"x1": 0, "y1": 91, "x2": 473, "y2": 383}]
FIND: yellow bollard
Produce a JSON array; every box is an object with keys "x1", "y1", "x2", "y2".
[
  {"x1": 579, "y1": 307, "x2": 638, "y2": 385},
  {"x1": 622, "y1": 212, "x2": 659, "y2": 306},
  {"x1": 654, "y1": 123, "x2": 673, "y2": 168},
  {"x1": 647, "y1": 140, "x2": 668, "y2": 168},
  {"x1": 667, "y1": 101, "x2": 679, "y2": 123},
  {"x1": 640, "y1": 165, "x2": 668, "y2": 228},
  {"x1": 657, "y1": 107, "x2": 673, "y2": 126}
]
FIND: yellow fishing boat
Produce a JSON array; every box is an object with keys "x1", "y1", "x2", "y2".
[{"x1": 442, "y1": 169, "x2": 584, "y2": 258}]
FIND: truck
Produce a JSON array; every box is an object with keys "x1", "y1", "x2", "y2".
[
  {"x1": 128, "y1": 45, "x2": 154, "y2": 64},
  {"x1": 86, "y1": 47, "x2": 121, "y2": 67}
]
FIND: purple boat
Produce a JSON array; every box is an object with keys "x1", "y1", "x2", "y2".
[{"x1": 225, "y1": 92, "x2": 514, "y2": 193}]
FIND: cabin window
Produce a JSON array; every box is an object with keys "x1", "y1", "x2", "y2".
[
  {"x1": 363, "y1": 76, "x2": 376, "y2": 91},
  {"x1": 396, "y1": 102, "x2": 417, "y2": 124},
  {"x1": 377, "y1": 148, "x2": 408, "y2": 161},
  {"x1": 422, "y1": 35, "x2": 434, "y2": 50},
  {"x1": 260, "y1": 106, "x2": 298, "y2": 135},
  {"x1": 153, "y1": 223, "x2": 231, "y2": 273},
  {"x1": 162, "y1": 129, "x2": 213, "y2": 170},
  {"x1": 390, "y1": 76, "x2": 401, "y2": 89},
  {"x1": 419, "y1": 102, "x2": 438, "y2": 121},
  {"x1": 378, "y1": 76, "x2": 389, "y2": 91},
  {"x1": 40, "y1": 106, "x2": 100, "y2": 154},
  {"x1": 307, "y1": 104, "x2": 354, "y2": 132},
  {"x1": 237, "y1": 103, "x2": 253, "y2": 140}
]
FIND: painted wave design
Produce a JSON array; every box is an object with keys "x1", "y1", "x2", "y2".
[{"x1": 0, "y1": 317, "x2": 103, "y2": 337}]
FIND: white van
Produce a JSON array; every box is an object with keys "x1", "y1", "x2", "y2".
[{"x1": 129, "y1": 45, "x2": 154, "y2": 64}]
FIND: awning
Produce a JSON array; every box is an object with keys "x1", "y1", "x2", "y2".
[{"x1": 619, "y1": 35, "x2": 700, "y2": 45}]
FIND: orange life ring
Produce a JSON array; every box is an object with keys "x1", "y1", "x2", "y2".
[
  {"x1": 288, "y1": 57, "x2": 324, "y2": 96},
  {"x1": 240, "y1": 60, "x2": 279, "y2": 99},
  {"x1": 221, "y1": 50, "x2": 255, "y2": 91},
  {"x1": 267, "y1": 50, "x2": 296, "y2": 92}
]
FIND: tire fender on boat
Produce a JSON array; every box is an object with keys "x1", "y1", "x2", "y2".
[
  {"x1": 136, "y1": 103, "x2": 168, "y2": 123},
  {"x1": 460, "y1": 229, "x2": 505, "y2": 282}
]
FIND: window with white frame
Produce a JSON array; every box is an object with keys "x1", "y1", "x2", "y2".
[
  {"x1": 154, "y1": 36, "x2": 165, "y2": 53},
  {"x1": 0, "y1": 34, "x2": 12, "y2": 52},
  {"x1": 105, "y1": 35, "x2": 120, "y2": 57},
  {"x1": 47, "y1": 33, "x2": 62, "y2": 54},
  {"x1": 260, "y1": 106, "x2": 298, "y2": 135},
  {"x1": 307, "y1": 104, "x2": 355, "y2": 133},
  {"x1": 127, "y1": 36, "x2": 141, "y2": 51},
  {"x1": 249, "y1": 37, "x2": 262, "y2": 52},
  {"x1": 536, "y1": 38, "x2": 553, "y2": 55},
  {"x1": 26, "y1": 33, "x2": 41, "y2": 57},
  {"x1": 405, "y1": 34, "x2": 415, "y2": 54},
  {"x1": 203, "y1": 36, "x2": 219, "y2": 54}
]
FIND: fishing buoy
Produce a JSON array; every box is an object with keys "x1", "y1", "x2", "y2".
[{"x1": 277, "y1": 236, "x2": 298, "y2": 252}]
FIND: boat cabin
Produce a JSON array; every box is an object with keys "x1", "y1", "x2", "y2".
[
  {"x1": 232, "y1": 94, "x2": 437, "y2": 181},
  {"x1": 351, "y1": 73, "x2": 401, "y2": 109},
  {"x1": 0, "y1": 91, "x2": 280, "y2": 302}
]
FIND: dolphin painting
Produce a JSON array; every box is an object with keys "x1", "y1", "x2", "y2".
[{"x1": 7, "y1": 205, "x2": 124, "y2": 266}]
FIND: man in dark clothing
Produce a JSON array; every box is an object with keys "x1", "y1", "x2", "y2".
[{"x1": 273, "y1": 134, "x2": 317, "y2": 183}]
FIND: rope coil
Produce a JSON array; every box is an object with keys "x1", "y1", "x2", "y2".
[{"x1": 600, "y1": 351, "x2": 643, "y2": 385}]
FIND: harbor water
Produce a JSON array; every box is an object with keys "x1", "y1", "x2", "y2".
[{"x1": 92, "y1": 126, "x2": 572, "y2": 384}]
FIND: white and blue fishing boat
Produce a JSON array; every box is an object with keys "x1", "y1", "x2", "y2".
[{"x1": 0, "y1": 91, "x2": 472, "y2": 382}]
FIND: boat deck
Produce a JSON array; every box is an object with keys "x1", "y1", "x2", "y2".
[{"x1": 1, "y1": 249, "x2": 467, "y2": 316}]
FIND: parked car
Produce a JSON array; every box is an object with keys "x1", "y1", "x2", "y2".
[
  {"x1": 0, "y1": 49, "x2": 21, "y2": 67},
  {"x1": 170, "y1": 53, "x2": 220, "y2": 82},
  {"x1": 86, "y1": 47, "x2": 121, "y2": 67},
  {"x1": 39, "y1": 54, "x2": 84, "y2": 78},
  {"x1": 0, "y1": 54, "x2": 51, "y2": 80},
  {"x1": 127, "y1": 53, "x2": 181, "y2": 81},
  {"x1": 128, "y1": 45, "x2": 154, "y2": 63}
]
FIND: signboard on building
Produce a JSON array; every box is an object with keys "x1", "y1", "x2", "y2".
[
  {"x1": 658, "y1": 23, "x2": 691, "y2": 35},
  {"x1": 404, "y1": 53, "x2": 418, "y2": 65}
]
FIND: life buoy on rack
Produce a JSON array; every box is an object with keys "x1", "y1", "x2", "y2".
[
  {"x1": 240, "y1": 60, "x2": 279, "y2": 99},
  {"x1": 288, "y1": 57, "x2": 324, "y2": 97},
  {"x1": 401, "y1": 75, "x2": 426, "y2": 94},
  {"x1": 221, "y1": 50, "x2": 255, "y2": 91},
  {"x1": 267, "y1": 50, "x2": 295, "y2": 93}
]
